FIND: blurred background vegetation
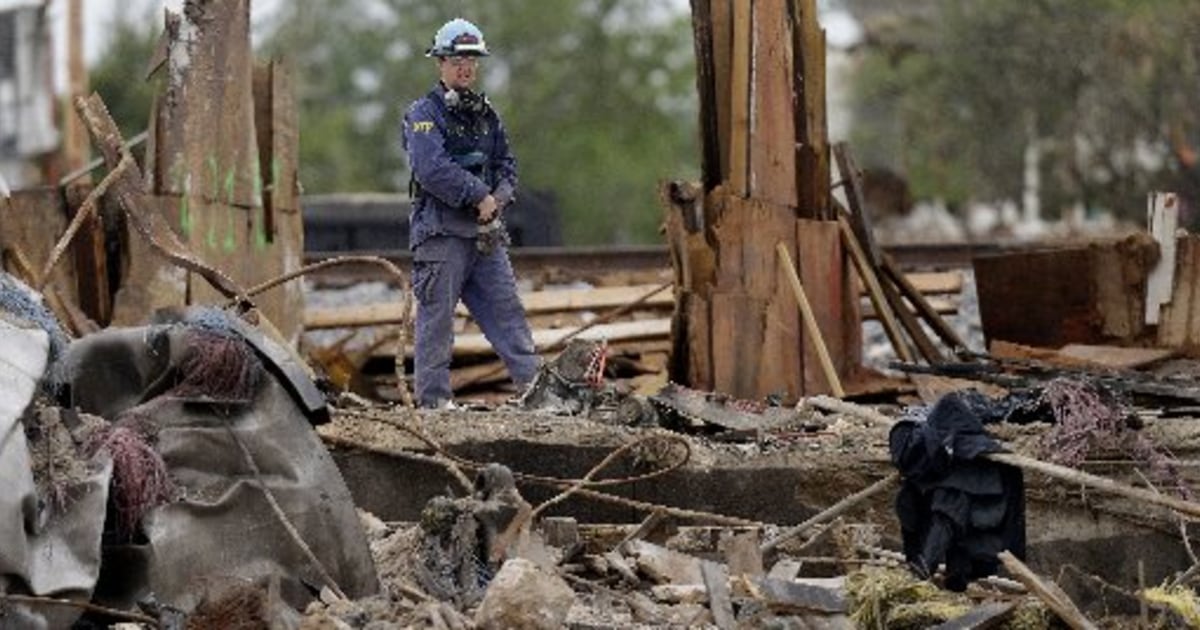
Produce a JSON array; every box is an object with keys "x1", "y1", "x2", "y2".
[
  {"x1": 842, "y1": 0, "x2": 1200, "y2": 222},
  {"x1": 91, "y1": 0, "x2": 1200, "y2": 242}
]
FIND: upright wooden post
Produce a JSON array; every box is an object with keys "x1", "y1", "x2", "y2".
[{"x1": 63, "y1": 0, "x2": 90, "y2": 173}]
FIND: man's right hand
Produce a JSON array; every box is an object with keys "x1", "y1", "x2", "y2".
[{"x1": 476, "y1": 194, "x2": 498, "y2": 224}]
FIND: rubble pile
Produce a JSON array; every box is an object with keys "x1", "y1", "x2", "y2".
[{"x1": 6, "y1": 0, "x2": 1200, "y2": 627}]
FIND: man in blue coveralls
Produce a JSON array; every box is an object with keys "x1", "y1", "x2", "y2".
[{"x1": 402, "y1": 18, "x2": 539, "y2": 409}]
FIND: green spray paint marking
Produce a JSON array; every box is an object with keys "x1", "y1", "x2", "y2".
[
  {"x1": 223, "y1": 160, "x2": 238, "y2": 252},
  {"x1": 253, "y1": 160, "x2": 268, "y2": 249},
  {"x1": 173, "y1": 166, "x2": 192, "y2": 238},
  {"x1": 179, "y1": 193, "x2": 191, "y2": 238},
  {"x1": 224, "y1": 204, "x2": 237, "y2": 252},
  {"x1": 225, "y1": 165, "x2": 236, "y2": 205},
  {"x1": 206, "y1": 156, "x2": 219, "y2": 249}
]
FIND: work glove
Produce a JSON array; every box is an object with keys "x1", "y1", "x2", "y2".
[
  {"x1": 477, "y1": 184, "x2": 514, "y2": 255},
  {"x1": 477, "y1": 217, "x2": 510, "y2": 255}
]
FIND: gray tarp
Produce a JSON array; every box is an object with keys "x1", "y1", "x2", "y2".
[
  {"x1": 60, "y1": 322, "x2": 379, "y2": 611},
  {"x1": 1, "y1": 322, "x2": 112, "y2": 630}
]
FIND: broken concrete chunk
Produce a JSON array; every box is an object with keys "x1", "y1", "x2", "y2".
[
  {"x1": 624, "y1": 539, "x2": 704, "y2": 585},
  {"x1": 650, "y1": 583, "x2": 710, "y2": 604},
  {"x1": 752, "y1": 576, "x2": 848, "y2": 614},
  {"x1": 768, "y1": 558, "x2": 804, "y2": 581},
  {"x1": 540, "y1": 515, "x2": 580, "y2": 549},
  {"x1": 475, "y1": 558, "x2": 576, "y2": 630},
  {"x1": 929, "y1": 601, "x2": 1017, "y2": 629},
  {"x1": 603, "y1": 550, "x2": 641, "y2": 585},
  {"x1": 720, "y1": 529, "x2": 764, "y2": 576},
  {"x1": 701, "y1": 560, "x2": 736, "y2": 630}
]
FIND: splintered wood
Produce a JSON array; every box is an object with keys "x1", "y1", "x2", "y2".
[{"x1": 668, "y1": 0, "x2": 853, "y2": 402}]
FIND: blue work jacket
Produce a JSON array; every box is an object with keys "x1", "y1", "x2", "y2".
[{"x1": 402, "y1": 83, "x2": 517, "y2": 250}]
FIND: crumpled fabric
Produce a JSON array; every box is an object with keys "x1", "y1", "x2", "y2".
[
  {"x1": 1, "y1": 323, "x2": 112, "y2": 630},
  {"x1": 889, "y1": 392, "x2": 1026, "y2": 591},
  {"x1": 58, "y1": 322, "x2": 379, "y2": 612}
]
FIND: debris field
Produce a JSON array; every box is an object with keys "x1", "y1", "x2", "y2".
[{"x1": 6, "y1": 0, "x2": 1200, "y2": 629}]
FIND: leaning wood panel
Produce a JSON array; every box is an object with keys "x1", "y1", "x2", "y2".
[
  {"x1": 749, "y1": 0, "x2": 797, "y2": 208},
  {"x1": 796, "y1": 219, "x2": 855, "y2": 393},
  {"x1": 0, "y1": 189, "x2": 78, "y2": 297},
  {"x1": 154, "y1": 0, "x2": 261, "y2": 209},
  {"x1": 1159, "y1": 236, "x2": 1200, "y2": 349},
  {"x1": 256, "y1": 193, "x2": 305, "y2": 343},
  {"x1": 1089, "y1": 236, "x2": 1151, "y2": 341},
  {"x1": 109, "y1": 196, "x2": 187, "y2": 326},
  {"x1": 186, "y1": 199, "x2": 252, "y2": 308},
  {"x1": 64, "y1": 183, "x2": 111, "y2": 324}
]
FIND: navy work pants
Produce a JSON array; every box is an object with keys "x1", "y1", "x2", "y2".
[{"x1": 411, "y1": 235, "x2": 538, "y2": 407}]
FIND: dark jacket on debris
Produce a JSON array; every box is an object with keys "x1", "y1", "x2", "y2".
[{"x1": 889, "y1": 393, "x2": 1026, "y2": 591}]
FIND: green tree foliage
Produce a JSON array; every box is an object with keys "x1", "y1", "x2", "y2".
[
  {"x1": 264, "y1": 0, "x2": 699, "y2": 244},
  {"x1": 89, "y1": 8, "x2": 161, "y2": 138},
  {"x1": 841, "y1": 0, "x2": 1200, "y2": 220}
]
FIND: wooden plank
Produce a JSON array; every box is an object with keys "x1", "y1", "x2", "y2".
[
  {"x1": 1159, "y1": 236, "x2": 1200, "y2": 348},
  {"x1": 154, "y1": 0, "x2": 261, "y2": 209},
  {"x1": 762, "y1": 280, "x2": 803, "y2": 401},
  {"x1": 64, "y1": 182, "x2": 111, "y2": 325},
  {"x1": 186, "y1": 198, "x2": 252, "y2": 308},
  {"x1": 887, "y1": 271, "x2": 962, "y2": 296},
  {"x1": 882, "y1": 253, "x2": 968, "y2": 351},
  {"x1": 0, "y1": 190, "x2": 78, "y2": 302},
  {"x1": 451, "y1": 339, "x2": 674, "y2": 392},
  {"x1": 710, "y1": 292, "x2": 765, "y2": 399},
  {"x1": 838, "y1": 216, "x2": 912, "y2": 363},
  {"x1": 252, "y1": 62, "x2": 277, "y2": 241},
  {"x1": 780, "y1": 240, "x2": 844, "y2": 397},
  {"x1": 863, "y1": 297, "x2": 956, "y2": 319},
  {"x1": 109, "y1": 196, "x2": 187, "y2": 326},
  {"x1": 689, "y1": 0, "x2": 721, "y2": 190},
  {"x1": 306, "y1": 284, "x2": 674, "y2": 329},
  {"x1": 1089, "y1": 235, "x2": 1151, "y2": 340},
  {"x1": 1145, "y1": 192, "x2": 1179, "y2": 325},
  {"x1": 880, "y1": 272, "x2": 943, "y2": 363},
  {"x1": 797, "y1": 220, "x2": 859, "y2": 388},
  {"x1": 711, "y1": 0, "x2": 733, "y2": 182},
  {"x1": 974, "y1": 247, "x2": 1095, "y2": 348},
  {"x1": 264, "y1": 189, "x2": 305, "y2": 344},
  {"x1": 1167, "y1": 236, "x2": 1200, "y2": 350},
  {"x1": 686, "y1": 293, "x2": 712, "y2": 390},
  {"x1": 750, "y1": 0, "x2": 797, "y2": 207},
  {"x1": 1056, "y1": 344, "x2": 1178, "y2": 370},
  {"x1": 375, "y1": 318, "x2": 671, "y2": 360},
  {"x1": 998, "y1": 551, "x2": 1097, "y2": 630},
  {"x1": 833, "y1": 144, "x2": 880, "y2": 265},
  {"x1": 793, "y1": 0, "x2": 829, "y2": 218},
  {"x1": 700, "y1": 561, "x2": 735, "y2": 630},
  {"x1": 727, "y1": 0, "x2": 752, "y2": 196},
  {"x1": 711, "y1": 200, "x2": 746, "y2": 290}
]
